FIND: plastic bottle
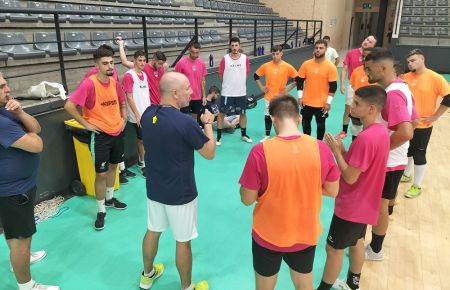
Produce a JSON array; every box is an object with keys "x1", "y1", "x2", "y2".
[{"x1": 209, "y1": 54, "x2": 214, "y2": 67}]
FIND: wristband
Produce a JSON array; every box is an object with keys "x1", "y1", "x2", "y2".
[
  {"x1": 297, "y1": 90, "x2": 303, "y2": 99},
  {"x1": 326, "y1": 95, "x2": 333, "y2": 104}
]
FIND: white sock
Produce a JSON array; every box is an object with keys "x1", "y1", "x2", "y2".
[
  {"x1": 404, "y1": 157, "x2": 413, "y2": 177},
  {"x1": 144, "y1": 268, "x2": 155, "y2": 277},
  {"x1": 18, "y1": 279, "x2": 35, "y2": 290},
  {"x1": 414, "y1": 164, "x2": 426, "y2": 187},
  {"x1": 96, "y1": 199, "x2": 106, "y2": 213},
  {"x1": 183, "y1": 284, "x2": 193, "y2": 290},
  {"x1": 141, "y1": 160, "x2": 146, "y2": 167},
  {"x1": 105, "y1": 187, "x2": 114, "y2": 201},
  {"x1": 119, "y1": 161, "x2": 126, "y2": 171}
]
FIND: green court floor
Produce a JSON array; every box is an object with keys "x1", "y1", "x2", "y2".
[{"x1": 2, "y1": 73, "x2": 448, "y2": 290}]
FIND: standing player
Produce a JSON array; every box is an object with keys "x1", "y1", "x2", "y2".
[
  {"x1": 65, "y1": 46, "x2": 128, "y2": 230},
  {"x1": 363, "y1": 48, "x2": 418, "y2": 260},
  {"x1": 254, "y1": 45, "x2": 298, "y2": 142},
  {"x1": 317, "y1": 86, "x2": 389, "y2": 290},
  {"x1": 323, "y1": 36, "x2": 340, "y2": 66},
  {"x1": 340, "y1": 36, "x2": 377, "y2": 134},
  {"x1": 401, "y1": 49, "x2": 450, "y2": 198},
  {"x1": 297, "y1": 39, "x2": 338, "y2": 140},
  {"x1": 216, "y1": 36, "x2": 252, "y2": 146},
  {"x1": 174, "y1": 42, "x2": 207, "y2": 120}
]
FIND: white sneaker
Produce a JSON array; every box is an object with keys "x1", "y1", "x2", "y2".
[
  {"x1": 332, "y1": 279, "x2": 359, "y2": 290},
  {"x1": 260, "y1": 136, "x2": 270, "y2": 143},
  {"x1": 215, "y1": 139, "x2": 221, "y2": 146},
  {"x1": 10, "y1": 251, "x2": 47, "y2": 272},
  {"x1": 365, "y1": 244, "x2": 384, "y2": 261},
  {"x1": 241, "y1": 135, "x2": 253, "y2": 143},
  {"x1": 31, "y1": 282, "x2": 60, "y2": 290}
]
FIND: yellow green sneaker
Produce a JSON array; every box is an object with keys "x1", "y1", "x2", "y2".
[
  {"x1": 193, "y1": 280, "x2": 209, "y2": 290},
  {"x1": 405, "y1": 184, "x2": 422, "y2": 198},
  {"x1": 139, "y1": 263, "x2": 164, "y2": 289},
  {"x1": 400, "y1": 174, "x2": 412, "y2": 182}
]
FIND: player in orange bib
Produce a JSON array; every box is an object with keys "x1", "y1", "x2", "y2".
[{"x1": 400, "y1": 49, "x2": 450, "y2": 198}]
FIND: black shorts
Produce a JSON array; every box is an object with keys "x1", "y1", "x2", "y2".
[
  {"x1": 0, "y1": 186, "x2": 37, "y2": 240},
  {"x1": 181, "y1": 100, "x2": 203, "y2": 115},
  {"x1": 219, "y1": 96, "x2": 247, "y2": 115},
  {"x1": 327, "y1": 214, "x2": 367, "y2": 249},
  {"x1": 252, "y1": 238, "x2": 316, "y2": 277},
  {"x1": 407, "y1": 127, "x2": 433, "y2": 164},
  {"x1": 131, "y1": 123, "x2": 143, "y2": 140},
  {"x1": 89, "y1": 131, "x2": 124, "y2": 173},
  {"x1": 382, "y1": 170, "x2": 404, "y2": 200}
]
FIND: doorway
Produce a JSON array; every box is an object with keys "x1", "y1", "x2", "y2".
[{"x1": 352, "y1": 12, "x2": 379, "y2": 47}]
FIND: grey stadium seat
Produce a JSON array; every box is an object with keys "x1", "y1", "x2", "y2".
[
  {"x1": 34, "y1": 32, "x2": 77, "y2": 56},
  {"x1": 178, "y1": 31, "x2": 191, "y2": 44},
  {"x1": 160, "y1": 0, "x2": 171, "y2": 6},
  {"x1": 410, "y1": 27, "x2": 423, "y2": 35},
  {"x1": 423, "y1": 16, "x2": 435, "y2": 24},
  {"x1": 436, "y1": 16, "x2": 448, "y2": 24},
  {"x1": 80, "y1": 5, "x2": 107, "y2": 24},
  {"x1": 55, "y1": 3, "x2": 90, "y2": 23},
  {"x1": 437, "y1": 27, "x2": 448, "y2": 36},
  {"x1": 437, "y1": 8, "x2": 448, "y2": 15},
  {"x1": 28, "y1": 1, "x2": 54, "y2": 23},
  {"x1": 425, "y1": 8, "x2": 436, "y2": 15},
  {"x1": 65, "y1": 32, "x2": 96, "y2": 54},
  {"x1": 198, "y1": 30, "x2": 213, "y2": 44},
  {"x1": 423, "y1": 27, "x2": 435, "y2": 35},
  {"x1": 91, "y1": 32, "x2": 119, "y2": 51},
  {"x1": 0, "y1": 32, "x2": 46, "y2": 59},
  {"x1": 149, "y1": 31, "x2": 165, "y2": 48},
  {"x1": 403, "y1": 0, "x2": 413, "y2": 4},
  {"x1": 412, "y1": 16, "x2": 423, "y2": 24},
  {"x1": 400, "y1": 26, "x2": 410, "y2": 35},
  {"x1": 0, "y1": 0, "x2": 39, "y2": 22},
  {"x1": 134, "y1": 0, "x2": 147, "y2": 4},
  {"x1": 210, "y1": 30, "x2": 222, "y2": 43},
  {"x1": 161, "y1": 10, "x2": 174, "y2": 24},
  {"x1": 414, "y1": 0, "x2": 425, "y2": 5},
  {"x1": 99, "y1": 6, "x2": 115, "y2": 23},
  {"x1": 113, "y1": 31, "x2": 143, "y2": 50},
  {"x1": 173, "y1": 11, "x2": 186, "y2": 24},
  {"x1": 403, "y1": 7, "x2": 412, "y2": 15},
  {"x1": 0, "y1": 52, "x2": 8, "y2": 60},
  {"x1": 437, "y1": 0, "x2": 448, "y2": 5},
  {"x1": 413, "y1": 7, "x2": 424, "y2": 15},
  {"x1": 426, "y1": 0, "x2": 437, "y2": 5},
  {"x1": 164, "y1": 31, "x2": 178, "y2": 47},
  {"x1": 194, "y1": 0, "x2": 203, "y2": 7},
  {"x1": 148, "y1": 10, "x2": 162, "y2": 24}
]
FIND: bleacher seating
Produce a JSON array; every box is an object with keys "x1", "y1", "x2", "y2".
[
  {"x1": 34, "y1": 32, "x2": 78, "y2": 56},
  {"x1": 64, "y1": 32, "x2": 97, "y2": 54},
  {"x1": 0, "y1": 0, "x2": 38, "y2": 22},
  {"x1": 0, "y1": 32, "x2": 46, "y2": 59}
]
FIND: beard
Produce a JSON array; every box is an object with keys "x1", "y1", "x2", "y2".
[{"x1": 314, "y1": 52, "x2": 325, "y2": 59}]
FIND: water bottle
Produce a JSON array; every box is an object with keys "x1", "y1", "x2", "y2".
[
  {"x1": 209, "y1": 54, "x2": 214, "y2": 67},
  {"x1": 261, "y1": 46, "x2": 264, "y2": 55},
  {"x1": 291, "y1": 41, "x2": 294, "y2": 48}
]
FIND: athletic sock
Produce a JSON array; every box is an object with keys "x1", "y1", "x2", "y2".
[
  {"x1": 343, "y1": 124, "x2": 349, "y2": 133},
  {"x1": 346, "y1": 271, "x2": 361, "y2": 290},
  {"x1": 241, "y1": 127, "x2": 247, "y2": 137},
  {"x1": 97, "y1": 199, "x2": 106, "y2": 213},
  {"x1": 217, "y1": 129, "x2": 222, "y2": 141},
  {"x1": 388, "y1": 205, "x2": 394, "y2": 215},
  {"x1": 18, "y1": 280, "x2": 35, "y2": 290},
  {"x1": 413, "y1": 164, "x2": 426, "y2": 187},
  {"x1": 144, "y1": 268, "x2": 155, "y2": 278},
  {"x1": 370, "y1": 232, "x2": 385, "y2": 253},
  {"x1": 183, "y1": 284, "x2": 193, "y2": 290},
  {"x1": 404, "y1": 157, "x2": 413, "y2": 177},
  {"x1": 317, "y1": 280, "x2": 333, "y2": 290},
  {"x1": 106, "y1": 187, "x2": 114, "y2": 201},
  {"x1": 119, "y1": 161, "x2": 126, "y2": 171},
  {"x1": 264, "y1": 115, "x2": 272, "y2": 136}
]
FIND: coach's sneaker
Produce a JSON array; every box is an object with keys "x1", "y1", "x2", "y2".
[
  {"x1": 10, "y1": 251, "x2": 47, "y2": 272},
  {"x1": 365, "y1": 245, "x2": 384, "y2": 261},
  {"x1": 260, "y1": 136, "x2": 270, "y2": 143},
  {"x1": 138, "y1": 160, "x2": 145, "y2": 168},
  {"x1": 94, "y1": 212, "x2": 106, "y2": 230},
  {"x1": 124, "y1": 168, "x2": 137, "y2": 178},
  {"x1": 139, "y1": 263, "x2": 164, "y2": 289},
  {"x1": 400, "y1": 174, "x2": 412, "y2": 183},
  {"x1": 405, "y1": 184, "x2": 422, "y2": 198},
  {"x1": 332, "y1": 279, "x2": 359, "y2": 290},
  {"x1": 241, "y1": 135, "x2": 253, "y2": 144},
  {"x1": 31, "y1": 282, "x2": 60, "y2": 290},
  {"x1": 105, "y1": 197, "x2": 127, "y2": 209},
  {"x1": 192, "y1": 281, "x2": 209, "y2": 290},
  {"x1": 119, "y1": 171, "x2": 129, "y2": 184},
  {"x1": 215, "y1": 138, "x2": 221, "y2": 146}
]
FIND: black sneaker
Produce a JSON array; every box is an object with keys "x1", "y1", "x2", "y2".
[
  {"x1": 94, "y1": 212, "x2": 106, "y2": 230},
  {"x1": 124, "y1": 168, "x2": 136, "y2": 178},
  {"x1": 119, "y1": 171, "x2": 128, "y2": 184},
  {"x1": 105, "y1": 197, "x2": 127, "y2": 210},
  {"x1": 137, "y1": 161, "x2": 145, "y2": 168},
  {"x1": 142, "y1": 167, "x2": 146, "y2": 177}
]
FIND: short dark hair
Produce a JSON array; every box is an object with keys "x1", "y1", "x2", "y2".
[
  {"x1": 271, "y1": 45, "x2": 283, "y2": 53},
  {"x1": 394, "y1": 61, "x2": 405, "y2": 76},
  {"x1": 405, "y1": 48, "x2": 424, "y2": 59},
  {"x1": 208, "y1": 85, "x2": 220, "y2": 95},
  {"x1": 93, "y1": 45, "x2": 114, "y2": 61},
  {"x1": 229, "y1": 37, "x2": 240, "y2": 44},
  {"x1": 269, "y1": 95, "x2": 299, "y2": 119},
  {"x1": 364, "y1": 47, "x2": 393, "y2": 62},
  {"x1": 189, "y1": 41, "x2": 201, "y2": 50},
  {"x1": 315, "y1": 39, "x2": 328, "y2": 47},
  {"x1": 134, "y1": 50, "x2": 146, "y2": 59},
  {"x1": 354, "y1": 85, "x2": 387, "y2": 111},
  {"x1": 153, "y1": 51, "x2": 167, "y2": 62},
  {"x1": 323, "y1": 35, "x2": 330, "y2": 41}
]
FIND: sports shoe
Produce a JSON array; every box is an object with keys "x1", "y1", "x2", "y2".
[
  {"x1": 137, "y1": 161, "x2": 145, "y2": 168},
  {"x1": 124, "y1": 168, "x2": 136, "y2": 178},
  {"x1": 94, "y1": 212, "x2": 106, "y2": 231},
  {"x1": 142, "y1": 167, "x2": 146, "y2": 177},
  {"x1": 192, "y1": 281, "x2": 209, "y2": 290},
  {"x1": 400, "y1": 174, "x2": 412, "y2": 182},
  {"x1": 332, "y1": 279, "x2": 359, "y2": 290},
  {"x1": 10, "y1": 251, "x2": 47, "y2": 272},
  {"x1": 119, "y1": 171, "x2": 128, "y2": 184},
  {"x1": 105, "y1": 197, "x2": 127, "y2": 210},
  {"x1": 215, "y1": 138, "x2": 221, "y2": 146},
  {"x1": 260, "y1": 136, "x2": 270, "y2": 143},
  {"x1": 139, "y1": 263, "x2": 164, "y2": 289},
  {"x1": 31, "y1": 282, "x2": 60, "y2": 290},
  {"x1": 365, "y1": 244, "x2": 384, "y2": 261},
  {"x1": 405, "y1": 184, "x2": 422, "y2": 198},
  {"x1": 241, "y1": 135, "x2": 253, "y2": 143}
]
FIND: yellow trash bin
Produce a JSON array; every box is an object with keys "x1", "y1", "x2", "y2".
[{"x1": 64, "y1": 119, "x2": 119, "y2": 196}]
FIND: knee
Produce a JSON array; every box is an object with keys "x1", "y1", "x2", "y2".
[{"x1": 325, "y1": 244, "x2": 341, "y2": 257}]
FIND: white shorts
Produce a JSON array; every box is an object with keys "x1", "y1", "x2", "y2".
[
  {"x1": 264, "y1": 99, "x2": 270, "y2": 116},
  {"x1": 147, "y1": 198, "x2": 198, "y2": 242},
  {"x1": 346, "y1": 84, "x2": 354, "y2": 106}
]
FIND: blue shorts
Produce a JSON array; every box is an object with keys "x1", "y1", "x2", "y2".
[{"x1": 219, "y1": 96, "x2": 247, "y2": 115}]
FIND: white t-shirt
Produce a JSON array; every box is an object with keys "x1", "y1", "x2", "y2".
[
  {"x1": 325, "y1": 47, "x2": 339, "y2": 63},
  {"x1": 125, "y1": 69, "x2": 151, "y2": 123},
  {"x1": 221, "y1": 54, "x2": 247, "y2": 97}
]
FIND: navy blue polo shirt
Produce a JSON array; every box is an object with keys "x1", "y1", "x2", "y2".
[
  {"x1": 0, "y1": 108, "x2": 40, "y2": 196},
  {"x1": 141, "y1": 105, "x2": 209, "y2": 205}
]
